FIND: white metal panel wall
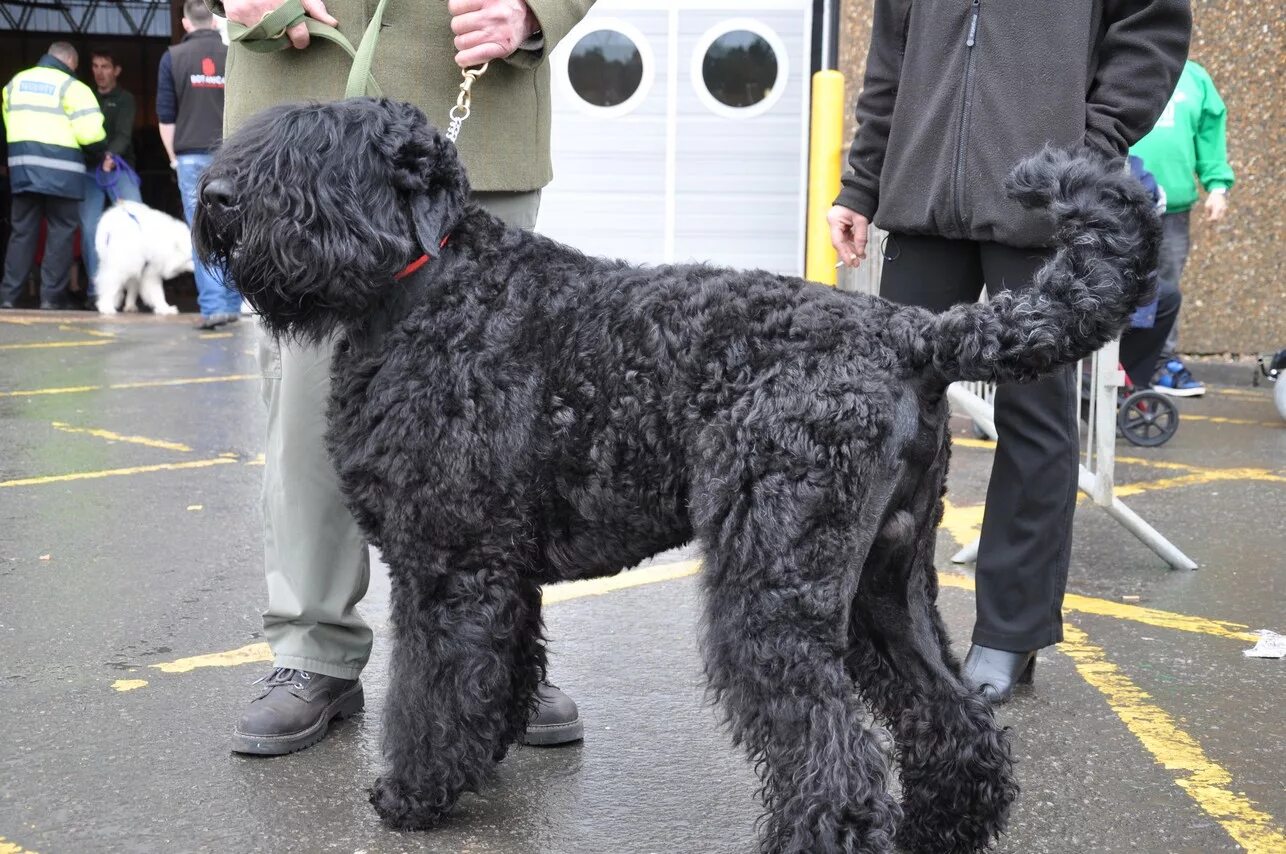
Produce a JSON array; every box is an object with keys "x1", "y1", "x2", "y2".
[
  {"x1": 543, "y1": 10, "x2": 671, "y2": 265},
  {"x1": 540, "y1": 0, "x2": 811, "y2": 275}
]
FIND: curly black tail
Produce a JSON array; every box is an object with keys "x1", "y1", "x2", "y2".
[{"x1": 905, "y1": 147, "x2": 1161, "y2": 385}]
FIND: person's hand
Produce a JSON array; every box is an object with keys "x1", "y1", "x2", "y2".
[
  {"x1": 102, "y1": 153, "x2": 116, "y2": 173},
  {"x1": 449, "y1": 0, "x2": 539, "y2": 68},
  {"x1": 1204, "y1": 190, "x2": 1228, "y2": 223},
  {"x1": 828, "y1": 206, "x2": 870, "y2": 267},
  {"x1": 222, "y1": 0, "x2": 338, "y2": 49}
]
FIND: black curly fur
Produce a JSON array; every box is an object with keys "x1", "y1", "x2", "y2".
[{"x1": 194, "y1": 98, "x2": 1159, "y2": 854}]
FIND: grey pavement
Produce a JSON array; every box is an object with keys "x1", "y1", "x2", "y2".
[{"x1": 0, "y1": 312, "x2": 1282, "y2": 854}]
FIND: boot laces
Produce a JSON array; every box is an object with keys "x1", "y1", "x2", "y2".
[{"x1": 253, "y1": 667, "x2": 313, "y2": 690}]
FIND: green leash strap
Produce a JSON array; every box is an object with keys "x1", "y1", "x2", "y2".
[{"x1": 226, "y1": 0, "x2": 387, "y2": 98}]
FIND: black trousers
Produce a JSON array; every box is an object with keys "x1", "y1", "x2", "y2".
[
  {"x1": 1, "y1": 191, "x2": 80, "y2": 306},
  {"x1": 880, "y1": 233, "x2": 1078, "y2": 652}
]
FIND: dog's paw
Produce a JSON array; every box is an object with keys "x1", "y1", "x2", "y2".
[
  {"x1": 154, "y1": 304, "x2": 179, "y2": 316},
  {"x1": 96, "y1": 307, "x2": 117, "y2": 316},
  {"x1": 369, "y1": 775, "x2": 451, "y2": 831},
  {"x1": 122, "y1": 303, "x2": 139, "y2": 313}
]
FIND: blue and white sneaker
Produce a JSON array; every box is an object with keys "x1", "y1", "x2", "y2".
[{"x1": 1152, "y1": 359, "x2": 1205, "y2": 397}]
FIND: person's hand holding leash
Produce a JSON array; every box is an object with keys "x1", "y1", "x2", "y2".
[
  {"x1": 449, "y1": 0, "x2": 538, "y2": 67},
  {"x1": 828, "y1": 205, "x2": 870, "y2": 268},
  {"x1": 222, "y1": 0, "x2": 338, "y2": 49},
  {"x1": 102, "y1": 153, "x2": 116, "y2": 173}
]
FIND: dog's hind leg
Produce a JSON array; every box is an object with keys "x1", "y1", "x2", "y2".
[
  {"x1": 139, "y1": 272, "x2": 177, "y2": 315},
  {"x1": 94, "y1": 268, "x2": 122, "y2": 315},
  {"x1": 698, "y1": 483, "x2": 901, "y2": 854},
  {"x1": 122, "y1": 276, "x2": 140, "y2": 312},
  {"x1": 370, "y1": 555, "x2": 544, "y2": 830},
  {"x1": 846, "y1": 438, "x2": 1017, "y2": 854}
]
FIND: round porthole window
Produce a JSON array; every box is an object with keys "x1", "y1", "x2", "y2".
[
  {"x1": 565, "y1": 25, "x2": 650, "y2": 115},
  {"x1": 693, "y1": 20, "x2": 788, "y2": 119}
]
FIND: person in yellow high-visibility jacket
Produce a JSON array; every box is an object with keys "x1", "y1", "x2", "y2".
[{"x1": 1, "y1": 41, "x2": 107, "y2": 309}]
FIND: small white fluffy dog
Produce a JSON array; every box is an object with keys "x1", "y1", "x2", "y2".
[{"x1": 94, "y1": 200, "x2": 194, "y2": 315}]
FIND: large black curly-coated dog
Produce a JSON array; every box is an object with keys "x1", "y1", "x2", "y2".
[{"x1": 195, "y1": 98, "x2": 1158, "y2": 854}]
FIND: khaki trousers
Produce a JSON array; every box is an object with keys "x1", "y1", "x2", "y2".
[{"x1": 258, "y1": 191, "x2": 540, "y2": 678}]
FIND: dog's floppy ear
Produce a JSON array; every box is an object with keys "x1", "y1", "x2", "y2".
[{"x1": 382, "y1": 101, "x2": 470, "y2": 259}]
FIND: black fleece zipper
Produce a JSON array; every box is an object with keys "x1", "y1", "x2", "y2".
[{"x1": 952, "y1": 0, "x2": 981, "y2": 232}]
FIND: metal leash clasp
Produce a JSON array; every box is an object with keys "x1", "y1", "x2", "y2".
[{"x1": 445, "y1": 62, "x2": 488, "y2": 144}]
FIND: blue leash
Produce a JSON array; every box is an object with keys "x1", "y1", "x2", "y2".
[{"x1": 94, "y1": 156, "x2": 141, "y2": 203}]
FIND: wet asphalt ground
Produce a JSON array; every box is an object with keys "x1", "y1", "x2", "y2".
[{"x1": 0, "y1": 311, "x2": 1282, "y2": 854}]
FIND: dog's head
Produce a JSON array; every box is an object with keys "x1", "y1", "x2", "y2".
[
  {"x1": 160, "y1": 213, "x2": 196, "y2": 280},
  {"x1": 193, "y1": 98, "x2": 470, "y2": 341}
]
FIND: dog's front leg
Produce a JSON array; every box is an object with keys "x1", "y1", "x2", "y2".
[{"x1": 370, "y1": 558, "x2": 543, "y2": 831}]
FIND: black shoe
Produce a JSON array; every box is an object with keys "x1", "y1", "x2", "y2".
[
  {"x1": 521, "y1": 682, "x2": 583, "y2": 746},
  {"x1": 962, "y1": 645, "x2": 1036, "y2": 704},
  {"x1": 231, "y1": 668, "x2": 364, "y2": 755},
  {"x1": 0, "y1": 301, "x2": 14, "y2": 309},
  {"x1": 39, "y1": 301, "x2": 62, "y2": 310}
]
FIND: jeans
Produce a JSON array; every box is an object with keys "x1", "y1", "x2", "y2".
[
  {"x1": 79, "y1": 168, "x2": 143, "y2": 293},
  {"x1": 1157, "y1": 211, "x2": 1191, "y2": 362},
  {"x1": 177, "y1": 152, "x2": 241, "y2": 316}
]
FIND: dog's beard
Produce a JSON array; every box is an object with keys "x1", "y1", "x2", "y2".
[{"x1": 208, "y1": 213, "x2": 417, "y2": 345}]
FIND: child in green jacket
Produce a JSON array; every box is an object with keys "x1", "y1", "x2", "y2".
[{"x1": 1130, "y1": 60, "x2": 1235, "y2": 397}]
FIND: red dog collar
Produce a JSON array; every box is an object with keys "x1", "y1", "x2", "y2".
[{"x1": 394, "y1": 235, "x2": 451, "y2": 280}]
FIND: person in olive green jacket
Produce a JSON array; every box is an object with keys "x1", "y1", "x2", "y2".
[{"x1": 219, "y1": 0, "x2": 595, "y2": 757}]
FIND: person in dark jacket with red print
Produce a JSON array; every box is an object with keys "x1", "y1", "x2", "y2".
[
  {"x1": 829, "y1": 0, "x2": 1191, "y2": 703},
  {"x1": 157, "y1": 0, "x2": 241, "y2": 329}
]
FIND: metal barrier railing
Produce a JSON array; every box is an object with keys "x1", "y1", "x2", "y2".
[{"x1": 837, "y1": 230, "x2": 1197, "y2": 571}]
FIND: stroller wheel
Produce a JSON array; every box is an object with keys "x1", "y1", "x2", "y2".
[{"x1": 1118, "y1": 390, "x2": 1179, "y2": 446}]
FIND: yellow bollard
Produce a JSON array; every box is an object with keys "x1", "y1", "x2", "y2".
[{"x1": 805, "y1": 70, "x2": 846, "y2": 286}]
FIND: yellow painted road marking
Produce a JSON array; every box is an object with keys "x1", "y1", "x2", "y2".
[
  {"x1": 1114, "y1": 468, "x2": 1286, "y2": 499},
  {"x1": 57, "y1": 325, "x2": 116, "y2": 338},
  {"x1": 145, "y1": 563, "x2": 708, "y2": 676},
  {"x1": 1116, "y1": 455, "x2": 1210, "y2": 472},
  {"x1": 0, "y1": 340, "x2": 111, "y2": 351},
  {"x1": 954, "y1": 437, "x2": 1284, "y2": 490},
  {"x1": 151, "y1": 642, "x2": 270, "y2": 673},
  {"x1": 543, "y1": 559, "x2": 702, "y2": 605},
  {"x1": 953, "y1": 436, "x2": 995, "y2": 450},
  {"x1": 197, "y1": 332, "x2": 235, "y2": 340},
  {"x1": 935, "y1": 574, "x2": 1259, "y2": 644},
  {"x1": 50, "y1": 421, "x2": 192, "y2": 453},
  {"x1": 0, "y1": 457, "x2": 236, "y2": 489},
  {"x1": 112, "y1": 679, "x2": 148, "y2": 692},
  {"x1": 1183, "y1": 413, "x2": 1283, "y2": 428},
  {"x1": 0, "y1": 313, "x2": 116, "y2": 324},
  {"x1": 0, "y1": 836, "x2": 40, "y2": 854},
  {"x1": 142, "y1": 557, "x2": 1261, "y2": 682},
  {"x1": 1208, "y1": 387, "x2": 1272, "y2": 400},
  {"x1": 1062, "y1": 623, "x2": 1286, "y2": 853},
  {"x1": 0, "y1": 374, "x2": 256, "y2": 398},
  {"x1": 940, "y1": 499, "x2": 984, "y2": 547}
]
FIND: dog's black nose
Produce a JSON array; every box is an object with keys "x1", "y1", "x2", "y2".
[{"x1": 201, "y1": 178, "x2": 236, "y2": 209}]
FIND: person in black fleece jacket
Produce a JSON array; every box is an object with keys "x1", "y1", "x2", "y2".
[{"x1": 829, "y1": 0, "x2": 1191, "y2": 703}]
